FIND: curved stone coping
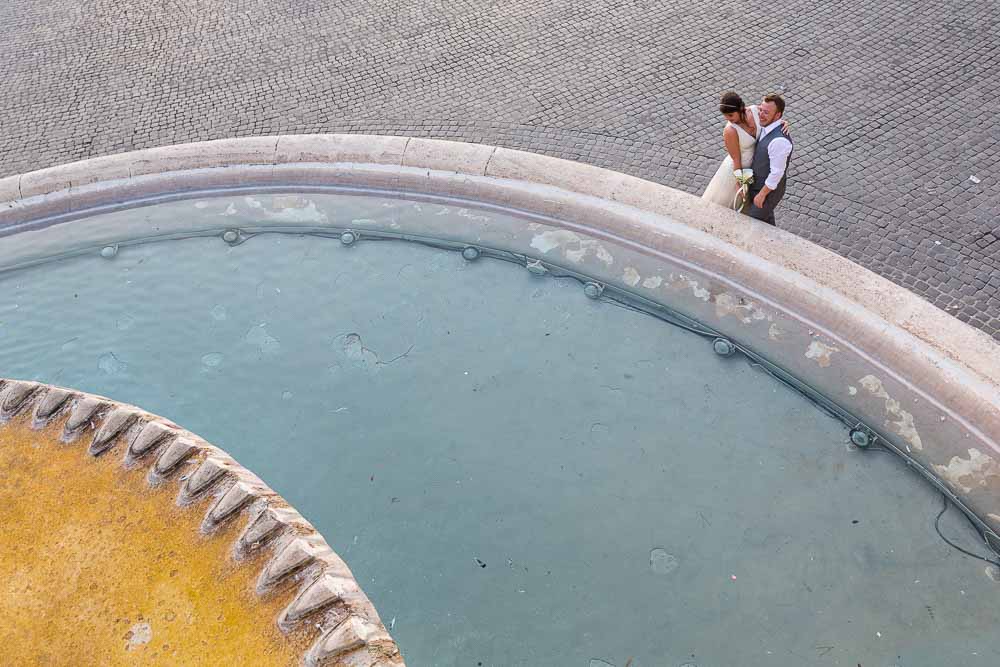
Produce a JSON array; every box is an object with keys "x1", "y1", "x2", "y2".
[
  {"x1": 0, "y1": 377, "x2": 404, "y2": 667},
  {"x1": 0, "y1": 135, "x2": 996, "y2": 387},
  {"x1": 0, "y1": 135, "x2": 999, "y2": 551}
]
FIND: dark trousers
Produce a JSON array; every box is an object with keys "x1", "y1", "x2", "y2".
[{"x1": 747, "y1": 188, "x2": 780, "y2": 226}]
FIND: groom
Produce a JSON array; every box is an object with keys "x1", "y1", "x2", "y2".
[{"x1": 747, "y1": 94, "x2": 792, "y2": 226}]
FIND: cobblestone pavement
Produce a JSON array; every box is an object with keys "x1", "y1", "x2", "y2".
[{"x1": 2, "y1": 0, "x2": 998, "y2": 339}]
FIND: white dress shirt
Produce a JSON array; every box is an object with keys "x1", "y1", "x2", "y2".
[{"x1": 759, "y1": 120, "x2": 792, "y2": 190}]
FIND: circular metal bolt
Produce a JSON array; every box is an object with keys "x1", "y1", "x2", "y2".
[
  {"x1": 461, "y1": 246, "x2": 481, "y2": 261},
  {"x1": 583, "y1": 282, "x2": 604, "y2": 299},
  {"x1": 850, "y1": 428, "x2": 871, "y2": 449},
  {"x1": 526, "y1": 259, "x2": 547, "y2": 276},
  {"x1": 340, "y1": 230, "x2": 358, "y2": 246},
  {"x1": 222, "y1": 229, "x2": 240, "y2": 244},
  {"x1": 712, "y1": 337, "x2": 736, "y2": 357},
  {"x1": 100, "y1": 245, "x2": 118, "y2": 259}
]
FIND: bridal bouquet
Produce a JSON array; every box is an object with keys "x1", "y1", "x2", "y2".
[{"x1": 733, "y1": 169, "x2": 753, "y2": 211}]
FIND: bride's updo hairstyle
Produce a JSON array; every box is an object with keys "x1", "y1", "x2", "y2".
[{"x1": 719, "y1": 91, "x2": 745, "y2": 115}]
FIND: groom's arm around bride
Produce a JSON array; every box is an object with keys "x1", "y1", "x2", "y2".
[{"x1": 747, "y1": 94, "x2": 793, "y2": 226}]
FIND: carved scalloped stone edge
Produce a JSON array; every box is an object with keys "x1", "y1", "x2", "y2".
[{"x1": 0, "y1": 377, "x2": 404, "y2": 667}]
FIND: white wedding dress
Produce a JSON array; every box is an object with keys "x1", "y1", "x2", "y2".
[{"x1": 701, "y1": 105, "x2": 762, "y2": 209}]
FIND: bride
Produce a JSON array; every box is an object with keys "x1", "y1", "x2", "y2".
[{"x1": 701, "y1": 91, "x2": 787, "y2": 211}]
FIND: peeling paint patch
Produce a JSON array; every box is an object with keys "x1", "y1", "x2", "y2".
[
  {"x1": 529, "y1": 230, "x2": 614, "y2": 266},
  {"x1": 271, "y1": 195, "x2": 310, "y2": 210},
  {"x1": 642, "y1": 276, "x2": 663, "y2": 289},
  {"x1": 714, "y1": 293, "x2": 756, "y2": 323},
  {"x1": 859, "y1": 375, "x2": 923, "y2": 451},
  {"x1": 933, "y1": 449, "x2": 1000, "y2": 494},
  {"x1": 714, "y1": 293, "x2": 770, "y2": 324},
  {"x1": 768, "y1": 324, "x2": 785, "y2": 341},
  {"x1": 268, "y1": 200, "x2": 326, "y2": 223},
  {"x1": 243, "y1": 195, "x2": 326, "y2": 222},
  {"x1": 622, "y1": 267, "x2": 641, "y2": 287},
  {"x1": 672, "y1": 275, "x2": 711, "y2": 301},
  {"x1": 457, "y1": 207, "x2": 491, "y2": 222},
  {"x1": 805, "y1": 340, "x2": 839, "y2": 368},
  {"x1": 530, "y1": 233, "x2": 566, "y2": 253},
  {"x1": 572, "y1": 244, "x2": 614, "y2": 266},
  {"x1": 714, "y1": 293, "x2": 738, "y2": 318}
]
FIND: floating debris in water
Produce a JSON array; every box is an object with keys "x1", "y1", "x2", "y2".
[
  {"x1": 649, "y1": 548, "x2": 679, "y2": 575},
  {"x1": 244, "y1": 323, "x2": 280, "y2": 356},
  {"x1": 201, "y1": 352, "x2": 224, "y2": 368},
  {"x1": 98, "y1": 351, "x2": 128, "y2": 375}
]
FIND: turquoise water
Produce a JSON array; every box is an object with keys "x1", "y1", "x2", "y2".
[{"x1": 1, "y1": 194, "x2": 998, "y2": 666}]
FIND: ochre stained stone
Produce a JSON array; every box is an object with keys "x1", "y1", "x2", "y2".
[{"x1": 0, "y1": 414, "x2": 312, "y2": 665}]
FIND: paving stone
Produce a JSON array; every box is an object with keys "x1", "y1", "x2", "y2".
[{"x1": 0, "y1": 0, "x2": 997, "y2": 341}]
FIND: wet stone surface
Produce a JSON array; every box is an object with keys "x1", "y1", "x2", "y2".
[
  {"x1": 1, "y1": 0, "x2": 998, "y2": 340},
  {"x1": 1, "y1": 199, "x2": 999, "y2": 665}
]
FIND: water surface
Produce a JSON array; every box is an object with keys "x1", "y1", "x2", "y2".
[{"x1": 1, "y1": 195, "x2": 997, "y2": 666}]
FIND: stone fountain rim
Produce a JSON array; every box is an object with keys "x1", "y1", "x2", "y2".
[
  {"x1": 0, "y1": 135, "x2": 995, "y2": 389},
  {"x1": 0, "y1": 134, "x2": 998, "y2": 549}
]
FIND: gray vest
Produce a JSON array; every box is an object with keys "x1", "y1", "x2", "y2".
[{"x1": 750, "y1": 127, "x2": 792, "y2": 202}]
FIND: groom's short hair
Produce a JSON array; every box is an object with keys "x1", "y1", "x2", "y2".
[{"x1": 763, "y1": 94, "x2": 786, "y2": 115}]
